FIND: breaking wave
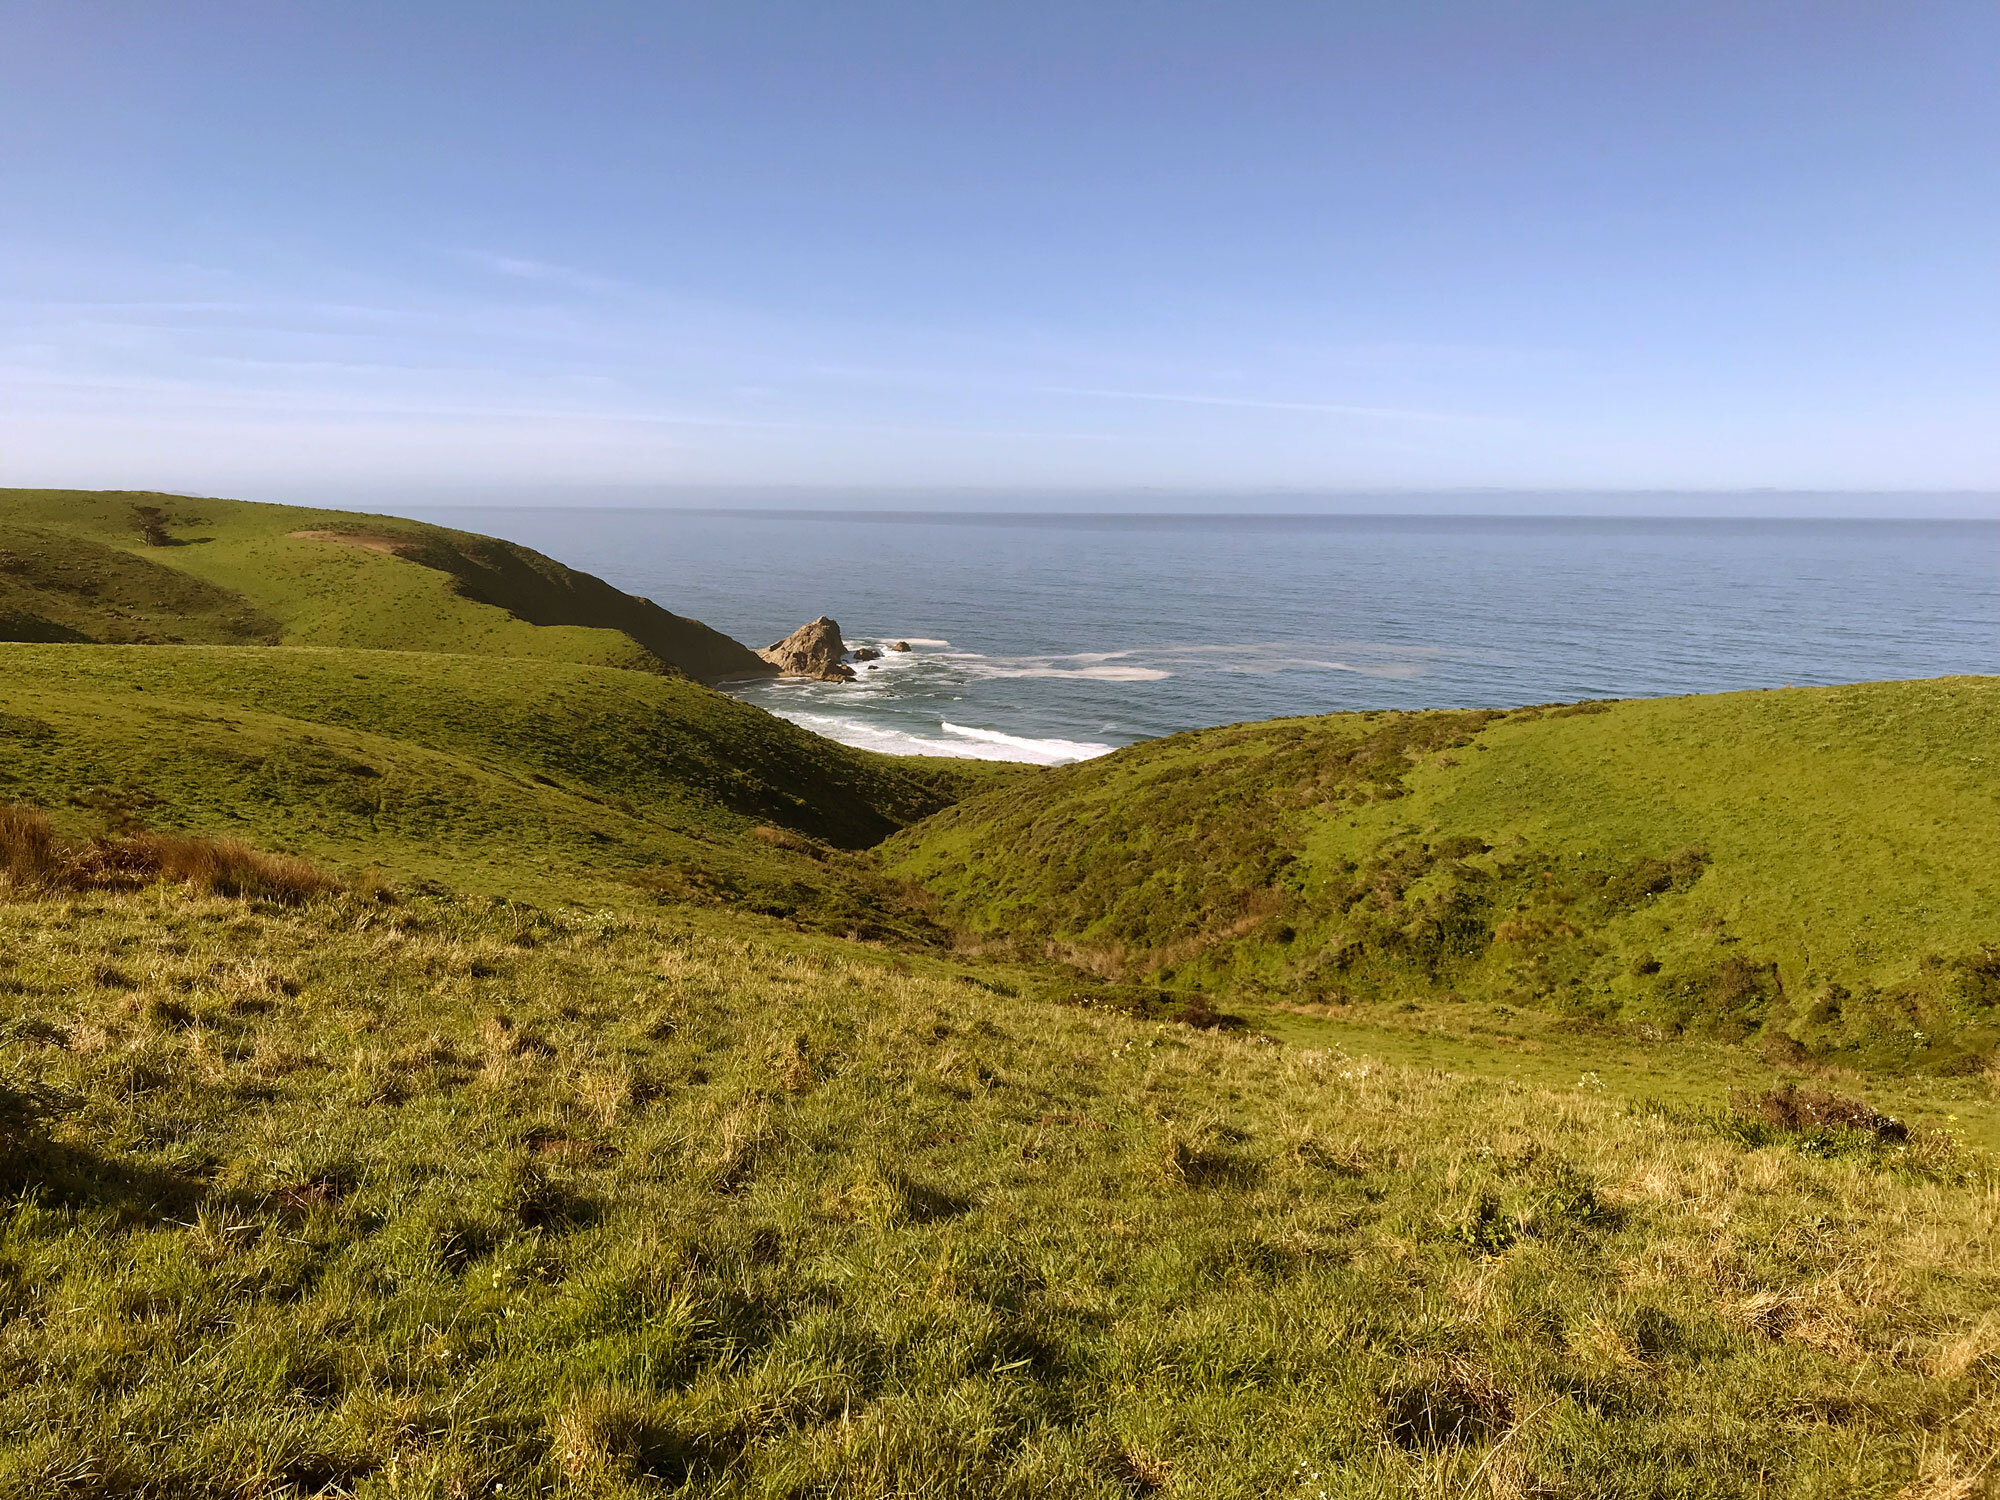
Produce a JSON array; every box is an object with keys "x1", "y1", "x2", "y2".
[
  {"x1": 969, "y1": 663, "x2": 1173, "y2": 681},
  {"x1": 766, "y1": 710, "x2": 1114, "y2": 764},
  {"x1": 939, "y1": 722, "x2": 1117, "y2": 761}
]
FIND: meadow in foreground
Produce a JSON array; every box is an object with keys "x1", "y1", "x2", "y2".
[{"x1": 2, "y1": 874, "x2": 1994, "y2": 1499}]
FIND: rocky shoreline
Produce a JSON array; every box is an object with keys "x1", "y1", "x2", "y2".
[{"x1": 757, "y1": 618, "x2": 910, "y2": 682}]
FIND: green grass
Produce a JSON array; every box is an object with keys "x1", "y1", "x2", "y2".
[
  {"x1": 0, "y1": 490, "x2": 772, "y2": 683},
  {"x1": 1247, "y1": 996, "x2": 2000, "y2": 1154},
  {"x1": 0, "y1": 642, "x2": 990, "y2": 937},
  {"x1": 0, "y1": 525, "x2": 281, "y2": 646},
  {"x1": 1, "y1": 883, "x2": 1993, "y2": 1498},
  {"x1": 885, "y1": 680, "x2": 2000, "y2": 1074}
]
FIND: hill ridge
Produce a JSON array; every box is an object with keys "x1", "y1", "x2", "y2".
[{"x1": 0, "y1": 488, "x2": 775, "y2": 683}]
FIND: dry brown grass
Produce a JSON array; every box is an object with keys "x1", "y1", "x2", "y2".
[
  {"x1": 0, "y1": 803, "x2": 337, "y2": 904},
  {"x1": 1897, "y1": 1455, "x2": 1996, "y2": 1500},
  {"x1": 551, "y1": 1387, "x2": 658, "y2": 1481},
  {"x1": 0, "y1": 803, "x2": 58, "y2": 887},
  {"x1": 287, "y1": 528, "x2": 412, "y2": 556}
]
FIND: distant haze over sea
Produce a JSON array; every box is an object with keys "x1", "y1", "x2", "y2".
[
  {"x1": 345, "y1": 487, "x2": 2000, "y2": 520},
  {"x1": 390, "y1": 504, "x2": 1999, "y2": 764}
]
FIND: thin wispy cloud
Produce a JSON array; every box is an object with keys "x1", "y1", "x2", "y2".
[
  {"x1": 0, "y1": 365, "x2": 1128, "y2": 445},
  {"x1": 1035, "y1": 386, "x2": 1497, "y2": 426},
  {"x1": 0, "y1": 298, "x2": 406, "y2": 320},
  {"x1": 452, "y1": 251, "x2": 631, "y2": 297}
]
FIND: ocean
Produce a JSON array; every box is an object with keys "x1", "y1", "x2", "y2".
[{"x1": 394, "y1": 509, "x2": 1999, "y2": 764}]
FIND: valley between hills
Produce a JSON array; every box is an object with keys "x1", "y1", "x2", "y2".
[{"x1": 1, "y1": 489, "x2": 1994, "y2": 1499}]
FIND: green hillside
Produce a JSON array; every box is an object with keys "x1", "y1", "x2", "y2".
[
  {"x1": 885, "y1": 679, "x2": 2000, "y2": 1074},
  {"x1": 0, "y1": 489, "x2": 773, "y2": 683},
  {"x1": 0, "y1": 642, "x2": 981, "y2": 936}
]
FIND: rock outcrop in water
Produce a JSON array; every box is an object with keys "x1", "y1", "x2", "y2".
[{"x1": 760, "y1": 617, "x2": 854, "y2": 681}]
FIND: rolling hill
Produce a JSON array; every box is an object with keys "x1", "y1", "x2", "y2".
[
  {"x1": 0, "y1": 640, "x2": 1016, "y2": 939},
  {"x1": 0, "y1": 488, "x2": 774, "y2": 683},
  {"x1": 884, "y1": 680, "x2": 2000, "y2": 1074}
]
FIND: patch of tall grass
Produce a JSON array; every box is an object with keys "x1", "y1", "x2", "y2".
[{"x1": 0, "y1": 803, "x2": 337, "y2": 904}]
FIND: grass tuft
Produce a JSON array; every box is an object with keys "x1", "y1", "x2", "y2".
[
  {"x1": 1731, "y1": 1080, "x2": 1908, "y2": 1141},
  {"x1": 0, "y1": 802, "x2": 337, "y2": 903},
  {"x1": 1380, "y1": 1358, "x2": 1514, "y2": 1450}
]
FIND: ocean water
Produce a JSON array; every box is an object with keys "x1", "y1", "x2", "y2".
[{"x1": 396, "y1": 509, "x2": 1999, "y2": 763}]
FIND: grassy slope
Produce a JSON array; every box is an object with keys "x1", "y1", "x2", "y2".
[
  {"x1": 0, "y1": 526, "x2": 281, "y2": 646},
  {"x1": 885, "y1": 680, "x2": 2000, "y2": 1074},
  {"x1": 1, "y1": 887, "x2": 1993, "y2": 1499},
  {"x1": 0, "y1": 489, "x2": 772, "y2": 683},
  {"x1": 0, "y1": 642, "x2": 974, "y2": 936},
  {"x1": 0, "y1": 502, "x2": 1994, "y2": 1492}
]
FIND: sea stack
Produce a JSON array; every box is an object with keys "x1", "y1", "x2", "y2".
[{"x1": 760, "y1": 617, "x2": 855, "y2": 681}]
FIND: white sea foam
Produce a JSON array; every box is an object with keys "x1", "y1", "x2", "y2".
[
  {"x1": 934, "y1": 648, "x2": 1172, "y2": 682},
  {"x1": 1164, "y1": 642, "x2": 1441, "y2": 677},
  {"x1": 940, "y1": 722, "x2": 1117, "y2": 761},
  {"x1": 735, "y1": 633, "x2": 1446, "y2": 761},
  {"x1": 844, "y1": 649, "x2": 925, "y2": 680},
  {"x1": 769, "y1": 712, "x2": 984, "y2": 758},
  {"x1": 974, "y1": 664, "x2": 1173, "y2": 682},
  {"x1": 764, "y1": 710, "x2": 1113, "y2": 764},
  {"x1": 847, "y1": 640, "x2": 1430, "y2": 683}
]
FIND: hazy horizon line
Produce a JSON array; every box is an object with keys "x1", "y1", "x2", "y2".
[
  {"x1": 327, "y1": 482, "x2": 2000, "y2": 523},
  {"x1": 26, "y1": 480, "x2": 1998, "y2": 520},
  {"x1": 390, "y1": 504, "x2": 2000, "y2": 524}
]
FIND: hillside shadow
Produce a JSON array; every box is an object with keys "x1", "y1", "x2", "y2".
[{"x1": 0, "y1": 613, "x2": 93, "y2": 644}]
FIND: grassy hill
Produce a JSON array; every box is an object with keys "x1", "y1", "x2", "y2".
[
  {"x1": 885, "y1": 679, "x2": 2000, "y2": 1075},
  {"x1": 0, "y1": 489, "x2": 774, "y2": 683},
  {"x1": 0, "y1": 641, "x2": 1003, "y2": 939}
]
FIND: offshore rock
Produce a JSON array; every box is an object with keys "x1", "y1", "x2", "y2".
[
  {"x1": 851, "y1": 647, "x2": 882, "y2": 661},
  {"x1": 760, "y1": 617, "x2": 855, "y2": 681},
  {"x1": 889, "y1": 641, "x2": 911, "y2": 652}
]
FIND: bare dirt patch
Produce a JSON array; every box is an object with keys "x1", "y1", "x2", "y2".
[{"x1": 288, "y1": 530, "x2": 413, "y2": 556}]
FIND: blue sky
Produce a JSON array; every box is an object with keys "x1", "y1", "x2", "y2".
[{"x1": 3, "y1": 1, "x2": 1998, "y2": 504}]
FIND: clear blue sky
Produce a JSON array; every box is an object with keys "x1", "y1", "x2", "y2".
[{"x1": 4, "y1": 1, "x2": 1998, "y2": 504}]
